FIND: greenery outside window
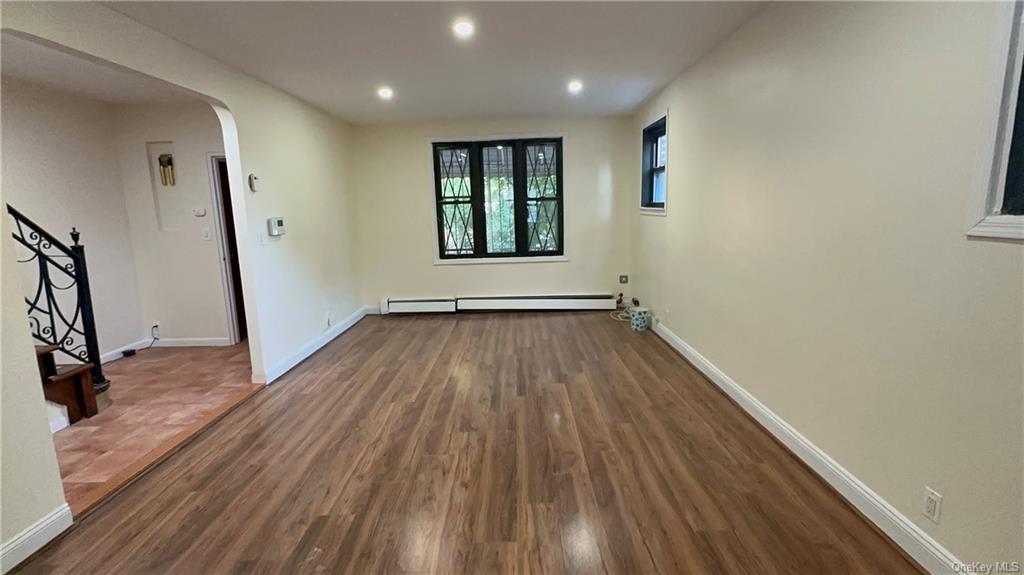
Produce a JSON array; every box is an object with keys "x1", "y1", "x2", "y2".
[{"x1": 433, "y1": 138, "x2": 564, "y2": 259}]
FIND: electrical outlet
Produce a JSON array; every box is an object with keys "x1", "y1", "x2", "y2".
[
  {"x1": 923, "y1": 486, "x2": 942, "y2": 524},
  {"x1": 619, "y1": 274, "x2": 629, "y2": 284},
  {"x1": 151, "y1": 321, "x2": 161, "y2": 338}
]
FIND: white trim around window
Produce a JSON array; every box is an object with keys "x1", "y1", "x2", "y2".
[
  {"x1": 424, "y1": 132, "x2": 573, "y2": 265},
  {"x1": 968, "y1": 2, "x2": 1024, "y2": 241},
  {"x1": 433, "y1": 254, "x2": 569, "y2": 266}
]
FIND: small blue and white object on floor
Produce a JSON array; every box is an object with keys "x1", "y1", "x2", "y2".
[{"x1": 630, "y1": 307, "x2": 650, "y2": 331}]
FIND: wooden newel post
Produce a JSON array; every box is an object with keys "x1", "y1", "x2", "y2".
[{"x1": 70, "y1": 227, "x2": 109, "y2": 393}]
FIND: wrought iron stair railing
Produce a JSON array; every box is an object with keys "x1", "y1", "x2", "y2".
[{"x1": 7, "y1": 204, "x2": 108, "y2": 392}]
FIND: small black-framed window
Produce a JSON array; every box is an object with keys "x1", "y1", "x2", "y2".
[
  {"x1": 1002, "y1": 52, "x2": 1024, "y2": 215},
  {"x1": 433, "y1": 138, "x2": 564, "y2": 259},
  {"x1": 641, "y1": 117, "x2": 667, "y2": 209}
]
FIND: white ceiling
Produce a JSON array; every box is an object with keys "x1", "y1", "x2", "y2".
[
  {"x1": 107, "y1": 2, "x2": 761, "y2": 124},
  {"x1": 1, "y1": 33, "x2": 200, "y2": 104}
]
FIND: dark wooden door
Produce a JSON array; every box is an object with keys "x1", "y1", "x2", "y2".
[{"x1": 216, "y1": 158, "x2": 247, "y2": 341}]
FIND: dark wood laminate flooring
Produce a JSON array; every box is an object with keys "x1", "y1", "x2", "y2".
[{"x1": 17, "y1": 312, "x2": 920, "y2": 574}]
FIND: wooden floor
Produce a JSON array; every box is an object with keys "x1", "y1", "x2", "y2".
[
  {"x1": 52, "y1": 343, "x2": 260, "y2": 515},
  {"x1": 20, "y1": 313, "x2": 919, "y2": 574}
]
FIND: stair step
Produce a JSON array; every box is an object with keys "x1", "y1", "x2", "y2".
[
  {"x1": 42, "y1": 362, "x2": 98, "y2": 424},
  {"x1": 36, "y1": 346, "x2": 59, "y2": 380},
  {"x1": 35, "y1": 344, "x2": 59, "y2": 356},
  {"x1": 49, "y1": 363, "x2": 93, "y2": 382}
]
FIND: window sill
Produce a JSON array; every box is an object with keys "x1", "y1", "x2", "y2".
[
  {"x1": 433, "y1": 255, "x2": 569, "y2": 266},
  {"x1": 640, "y1": 207, "x2": 667, "y2": 217},
  {"x1": 967, "y1": 214, "x2": 1024, "y2": 240}
]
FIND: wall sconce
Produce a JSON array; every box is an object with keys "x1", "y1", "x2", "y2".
[{"x1": 158, "y1": 154, "x2": 176, "y2": 186}]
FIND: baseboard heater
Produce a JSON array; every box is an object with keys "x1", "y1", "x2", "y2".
[
  {"x1": 384, "y1": 298, "x2": 457, "y2": 314},
  {"x1": 381, "y1": 294, "x2": 615, "y2": 314}
]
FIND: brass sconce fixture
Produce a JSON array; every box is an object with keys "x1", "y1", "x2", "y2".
[{"x1": 158, "y1": 154, "x2": 176, "y2": 186}]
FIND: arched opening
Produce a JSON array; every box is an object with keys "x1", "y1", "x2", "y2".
[{"x1": 1, "y1": 30, "x2": 263, "y2": 516}]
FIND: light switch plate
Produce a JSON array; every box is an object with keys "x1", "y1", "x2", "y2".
[{"x1": 923, "y1": 486, "x2": 942, "y2": 524}]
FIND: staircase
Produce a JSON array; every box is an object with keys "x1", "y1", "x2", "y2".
[
  {"x1": 7, "y1": 204, "x2": 109, "y2": 405},
  {"x1": 36, "y1": 344, "x2": 98, "y2": 424}
]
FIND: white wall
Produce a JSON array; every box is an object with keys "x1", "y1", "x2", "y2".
[
  {"x1": 0, "y1": 230, "x2": 69, "y2": 568},
  {"x1": 1, "y1": 77, "x2": 146, "y2": 355},
  {"x1": 351, "y1": 117, "x2": 633, "y2": 303},
  {"x1": 2, "y1": 1, "x2": 364, "y2": 381},
  {"x1": 629, "y1": 2, "x2": 1023, "y2": 564},
  {"x1": 113, "y1": 102, "x2": 229, "y2": 342},
  {"x1": 1, "y1": 77, "x2": 234, "y2": 352},
  {"x1": 5, "y1": 0, "x2": 1020, "y2": 569},
  {"x1": 0, "y1": 0, "x2": 363, "y2": 559}
]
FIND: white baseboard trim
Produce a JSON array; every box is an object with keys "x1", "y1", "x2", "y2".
[
  {"x1": 651, "y1": 321, "x2": 961, "y2": 575},
  {"x1": 153, "y1": 337, "x2": 232, "y2": 348},
  {"x1": 1, "y1": 503, "x2": 72, "y2": 574},
  {"x1": 263, "y1": 305, "x2": 371, "y2": 384},
  {"x1": 99, "y1": 337, "x2": 232, "y2": 364},
  {"x1": 100, "y1": 339, "x2": 150, "y2": 364}
]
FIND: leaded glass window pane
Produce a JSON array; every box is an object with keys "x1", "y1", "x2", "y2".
[
  {"x1": 436, "y1": 146, "x2": 475, "y2": 255},
  {"x1": 438, "y1": 148, "x2": 471, "y2": 199},
  {"x1": 433, "y1": 139, "x2": 562, "y2": 259},
  {"x1": 527, "y1": 200, "x2": 559, "y2": 252},
  {"x1": 526, "y1": 143, "x2": 559, "y2": 198},
  {"x1": 525, "y1": 143, "x2": 560, "y2": 252}
]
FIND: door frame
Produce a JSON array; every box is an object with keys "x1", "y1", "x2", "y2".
[{"x1": 206, "y1": 153, "x2": 242, "y2": 345}]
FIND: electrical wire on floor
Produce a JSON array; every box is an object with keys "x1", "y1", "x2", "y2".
[
  {"x1": 144, "y1": 324, "x2": 160, "y2": 350},
  {"x1": 611, "y1": 294, "x2": 641, "y2": 322},
  {"x1": 610, "y1": 307, "x2": 633, "y2": 322}
]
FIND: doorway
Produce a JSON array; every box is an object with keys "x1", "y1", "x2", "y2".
[{"x1": 212, "y1": 156, "x2": 247, "y2": 343}]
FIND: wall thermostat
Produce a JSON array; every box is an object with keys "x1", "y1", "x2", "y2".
[{"x1": 267, "y1": 217, "x2": 286, "y2": 236}]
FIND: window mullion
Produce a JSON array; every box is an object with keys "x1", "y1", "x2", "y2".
[
  {"x1": 469, "y1": 143, "x2": 488, "y2": 257},
  {"x1": 513, "y1": 142, "x2": 529, "y2": 255}
]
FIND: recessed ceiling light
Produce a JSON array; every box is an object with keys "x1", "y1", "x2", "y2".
[
  {"x1": 567, "y1": 79, "x2": 584, "y2": 95},
  {"x1": 452, "y1": 18, "x2": 475, "y2": 40},
  {"x1": 377, "y1": 86, "x2": 394, "y2": 101}
]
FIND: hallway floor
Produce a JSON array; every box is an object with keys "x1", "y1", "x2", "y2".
[
  {"x1": 51, "y1": 343, "x2": 260, "y2": 516},
  {"x1": 23, "y1": 313, "x2": 919, "y2": 573}
]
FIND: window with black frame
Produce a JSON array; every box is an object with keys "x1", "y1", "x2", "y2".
[
  {"x1": 433, "y1": 138, "x2": 563, "y2": 259},
  {"x1": 641, "y1": 117, "x2": 667, "y2": 209},
  {"x1": 1002, "y1": 51, "x2": 1024, "y2": 215}
]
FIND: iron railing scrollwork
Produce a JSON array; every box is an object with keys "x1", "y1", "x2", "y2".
[{"x1": 7, "y1": 204, "x2": 108, "y2": 393}]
